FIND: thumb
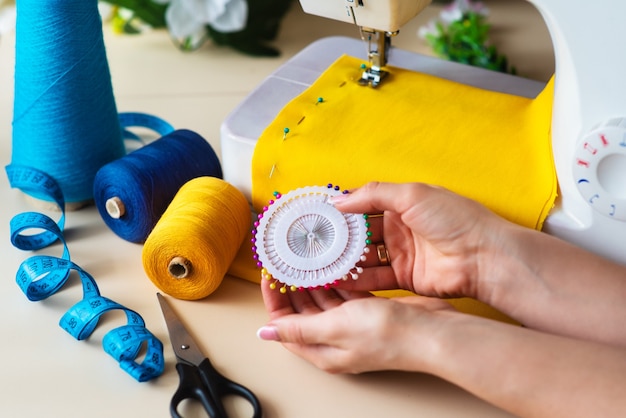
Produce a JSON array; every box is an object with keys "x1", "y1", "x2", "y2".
[
  {"x1": 256, "y1": 324, "x2": 281, "y2": 341},
  {"x1": 256, "y1": 314, "x2": 330, "y2": 345},
  {"x1": 256, "y1": 314, "x2": 354, "y2": 374}
]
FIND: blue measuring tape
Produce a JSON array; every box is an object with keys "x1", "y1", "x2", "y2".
[
  {"x1": 119, "y1": 112, "x2": 175, "y2": 142},
  {"x1": 5, "y1": 115, "x2": 170, "y2": 382}
]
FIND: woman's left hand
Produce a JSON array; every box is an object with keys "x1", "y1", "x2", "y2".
[{"x1": 257, "y1": 279, "x2": 456, "y2": 374}]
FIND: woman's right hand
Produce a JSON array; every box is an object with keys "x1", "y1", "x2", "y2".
[{"x1": 331, "y1": 182, "x2": 515, "y2": 301}]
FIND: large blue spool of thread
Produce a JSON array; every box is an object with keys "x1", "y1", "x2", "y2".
[
  {"x1": 93, "y1": 129, "x2": 224, "y2": 243},
  {"x1": 10, "y1": 0, "x2": 125, "y2": 205}
]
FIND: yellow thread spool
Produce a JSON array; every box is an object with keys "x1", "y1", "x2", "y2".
[{"x1": 142, "y1": 177, "x2": 250, "y2": 300}]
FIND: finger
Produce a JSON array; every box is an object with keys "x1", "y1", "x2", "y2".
[
  {"x1": 332, "y1": 182, "x2": 441, "y2": 216},
  {"x1": 357, "y1": 243, "x2": 382, "y2": 268},
  {"x1": 307, "y1": 287, "x2": 348, "y2": 311},
  {"x1": 287, "y1": 287, "x2": 329, "y2": 314},
  {"x1": 359, "y1": 240, "x2": 397, "y2": 269},
  {"x1": 261, "y1": 278, "x2": 299, "y2": 319},
  {"x1": 261, "y1": 278, "x2": 327, "y2": 318},
  {"x1": 365, "y1": 214, "x2": 384, "y2": 242},
  {"x1": 333, "y1": 287, "x2": 374, "y2": 301},
  {"x1": 335, "y1": 266, "x2": 402, "y2": 292},
  {"x1": 259, "y1": 309, "x2": 338, "y2": 346},
  {"x1": 262, "y1": 279, "x2": 346, "y2": 317},
  {"x1": 393, "y1": 295, "x2": 458, "y2": 313},
  {"x1": 286, "y1": 286, "x2": 372, "y2": 313}
]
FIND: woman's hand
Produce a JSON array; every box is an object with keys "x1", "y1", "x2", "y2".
[
  {"x1": 258, "y1": 277, "x2": 626, "y2": 418},
  {"x1": 332, "y1": 182, "x2": 626, "y2": 346},
  {"x1": 257, "y1": 181, "x2": 626, "y2": 418},
  {"x1": 258, "y1": 278, "x2": 457, "y2": 374},
  {"x1": 332, "y1": 182, "x2": 512, "y2": 301}
]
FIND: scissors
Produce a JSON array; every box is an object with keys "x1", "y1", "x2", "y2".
[{"x1": 157, "y1": 293, "x2": 263, "y2": 418}]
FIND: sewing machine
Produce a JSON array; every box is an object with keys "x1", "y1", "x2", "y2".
[{"x1": 221, "y1": 0, "x2": 626, "y2": 265}]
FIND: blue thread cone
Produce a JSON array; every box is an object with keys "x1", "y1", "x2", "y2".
[{"x1": 10, "y1": 0, "x2": 125, "y2": 204}]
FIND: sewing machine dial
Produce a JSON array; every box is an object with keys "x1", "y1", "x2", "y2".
[{"x1": 573, "y1": 119, "x2": 626, "y2": 221}]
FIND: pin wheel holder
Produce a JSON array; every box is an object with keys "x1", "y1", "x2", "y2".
[{"x1": 252, "y1": 184, "x2": 371, "y2": 293}]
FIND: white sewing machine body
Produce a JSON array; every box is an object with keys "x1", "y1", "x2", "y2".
[{"x1": 221, "y1": 0, "x2": 626, "y2": 265}]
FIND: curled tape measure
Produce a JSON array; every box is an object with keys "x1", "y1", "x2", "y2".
[
  {"x1": 252, "y1": 184, "x2": 370, "y2": 292},
  {"x1": 119, "y1": 112, "x2": 175, "y2": 143},
  {"x1": 6, "y1": 164, "x2": 165, "y2": 382}
]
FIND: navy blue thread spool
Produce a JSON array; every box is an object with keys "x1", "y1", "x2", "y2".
[
  {"x1": 10, "y1": 0, "x2": 125, "y2": 207},
  {"x1": 93, "y1": 129, "x2": 223, "y2": 243}
]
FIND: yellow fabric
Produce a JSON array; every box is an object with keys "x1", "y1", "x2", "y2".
[{"x1": 229, "y1": 54, "x2": 557, "y2": 323}]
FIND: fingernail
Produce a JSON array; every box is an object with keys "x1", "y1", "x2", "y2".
[
  {"x1": 329, "y1": 194, "x2": 349, "y2": 205},
  {"x1": 256, "y1": 325, "x2": 280, "y2": 341}
]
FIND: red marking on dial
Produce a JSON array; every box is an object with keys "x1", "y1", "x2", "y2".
[
  {"x1": 576, "y1": 158, "x2": 590, "y2": 168},
  {"x1": 600, "y1": 133, "x2": 610, "y2": 146},
  {"x1": 583, "y1": 142, "x2": 597, "y2": 155}
]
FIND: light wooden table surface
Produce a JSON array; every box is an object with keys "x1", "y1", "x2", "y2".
[{"x1": 0, "y1": 2, "x2": 552, "y2": 416}]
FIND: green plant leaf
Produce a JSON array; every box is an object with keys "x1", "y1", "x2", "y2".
[{"x1": 101, "y1": 0, "x2": 168, "y2": 28}]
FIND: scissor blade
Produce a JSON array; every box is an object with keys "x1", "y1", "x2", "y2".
[{"x1": 157, "y1": 292, "x2": 206, "y2": 366}]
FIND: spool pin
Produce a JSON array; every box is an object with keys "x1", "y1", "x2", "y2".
[
  {"x1": 168, "y1": 256, "x2": 192, "y2": 279},
  {"x1": 105, "y1": 196, "x2": 126, "y2": 219}
]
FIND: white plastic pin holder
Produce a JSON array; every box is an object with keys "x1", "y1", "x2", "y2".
[{"x1": 252, "y1": 185, "x2": 369, "y2": 292}]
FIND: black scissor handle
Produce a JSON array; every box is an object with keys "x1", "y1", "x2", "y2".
[
  {"x1": 197, "y1": 358, "x2": 263, "y2": 418},
  {"x1": 171, "y1": 362, "x2": 223, "y2": 418},
  {"x1": 171, "y1": 360, "x2": 262, "y2": 418}
]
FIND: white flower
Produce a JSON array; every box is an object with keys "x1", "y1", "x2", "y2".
[
  {"x1": 0, "y1": 1, "x2": 16, "y2": 36},
  {"x1": 154, "y1": 0, "x2": 248, "y2": 40},
  {"x1": 98, "y1": 2, "x2": 115, "y2": 21},
  {"x1": 440, "y1": 0, "x2": 489, "y2": 24},
  {"x1": 417, "y1": 0, "x2": 490, "y2": 45},
  {"x1": 417, "y1": 19, "x2": 438, "y2": 40}
]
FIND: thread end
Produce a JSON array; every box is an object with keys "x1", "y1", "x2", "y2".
[
  {"x1": 105, "y1": 196, "x2": 125, "y2": 219},
  {"x1": 168, "y1": 256, "x2": 192, "y2": 279}
]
